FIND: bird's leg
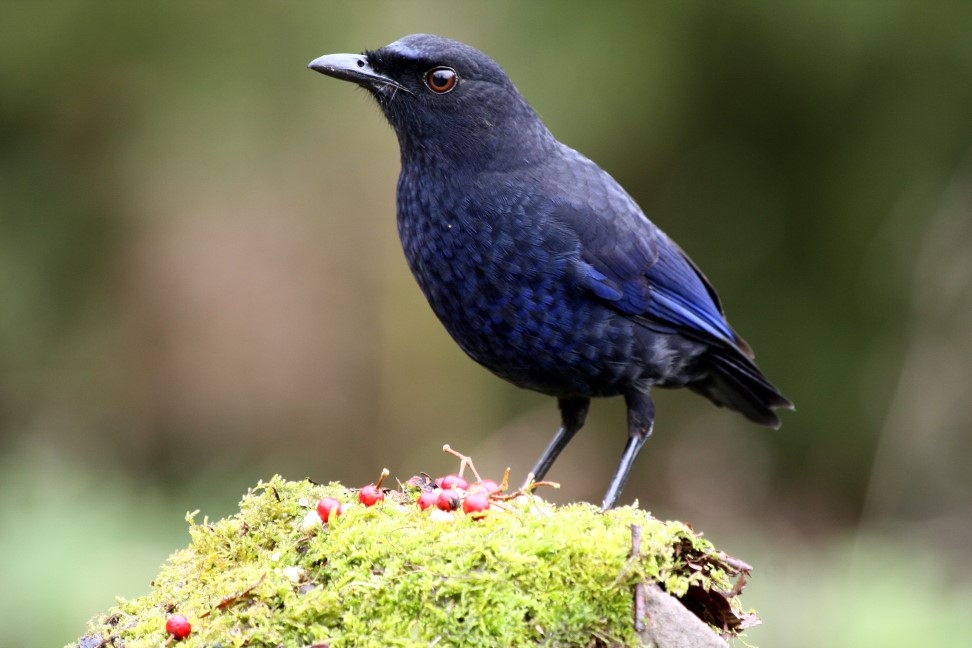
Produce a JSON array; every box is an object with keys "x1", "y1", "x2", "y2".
[
  {"x1": 601, "y1": 390, "x2": 655, "y2": 510},
  {"x1": 523, "y1": 396, "x2": 590, "y2": 488}
]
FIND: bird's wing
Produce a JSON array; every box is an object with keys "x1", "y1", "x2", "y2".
[
  {"x1": 580, "y1": 226, "x2": 736, "y2": 345},
  {"x1": 551, "y1": 162, "x2": 745, "y2": 351}
]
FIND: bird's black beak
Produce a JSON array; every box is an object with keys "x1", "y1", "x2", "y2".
[{"x1": 307, "y1": 53, "x2": 391, "y2": 88}]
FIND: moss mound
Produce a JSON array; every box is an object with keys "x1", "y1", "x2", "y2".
[{"x1": 75, "y1": 476, "x2": 756, "y2": 647}]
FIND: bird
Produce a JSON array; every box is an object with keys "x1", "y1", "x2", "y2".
[{"x1": 308, "y1": 34, "x2": 792, "y2": 509}]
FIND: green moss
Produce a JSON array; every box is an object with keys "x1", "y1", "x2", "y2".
[{"x1": 75, "y1": 476, "x2": 754, "y2": 647}]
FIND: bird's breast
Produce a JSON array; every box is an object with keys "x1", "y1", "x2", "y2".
[{"x1": 395, "y1": 172, "x2": 659, "y2": 396}]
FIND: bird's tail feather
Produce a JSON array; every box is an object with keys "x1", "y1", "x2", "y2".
[{"x1": 689, "y1": 347, "x2": 793, "y2": 429}]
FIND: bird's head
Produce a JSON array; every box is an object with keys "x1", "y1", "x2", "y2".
[{"x1": 309, "y1": 34, "x2": 554, "y2": 169}]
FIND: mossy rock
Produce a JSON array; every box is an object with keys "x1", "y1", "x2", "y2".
[{"x1": 74, "y1": 476, "x2": 757, "y2": 647}]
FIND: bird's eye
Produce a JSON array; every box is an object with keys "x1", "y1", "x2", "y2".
[{"x1": 424, "y1": 67, "x2": 458, "y2": 94}]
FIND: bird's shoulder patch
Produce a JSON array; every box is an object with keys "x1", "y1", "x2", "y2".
[
  {"x1": 582, "y1": 263, "x2": 652, "y2": 315},
  {"x1": 577, "y1": 231, "x2": 735, "y2": 346}
]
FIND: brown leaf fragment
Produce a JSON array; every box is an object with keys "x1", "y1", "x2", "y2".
[
  {"x1": 681, "y1": 582, "x2": 758, "y2": 634},
  {"x1": 200, "y1": 572, "x2": 268, "y2": 617},
  {"x1": 405, "y1": 473, "x2": 437, "y2": 491},
  {"x1": 667, "y1": 539, "x2": 758, "y2": 634},
  {"x1": 727, "y1": 570, "x2": 748, "y2": 598}
]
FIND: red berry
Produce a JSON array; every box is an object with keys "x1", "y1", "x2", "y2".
[
  {"x1": 436, "y1": 474, "x2": 469, "y2": 490},
  {"x1": 417, "y1": 490, "x2": 438, "y2": 510},
  {"x1": 462, "y1": 491, "x2": 490, "y2": 517},
  {"x1": 436, "y1": 489, "x2": 460, "y2": 511},
  {"x1": 468, "y1": 479, "x2": 501, "y2": 495},
  {"x1": 478, "y1": 479, "x2": 501, "y2": 494},
  {"x1": 165, "y1": 614, "x2": 191, "y2": 639},
  {"x1": 316, "y1": 497, "x2": 342, "y2": 523},
  {"x1": 358, "y1": 484, "x2": 384, "y2": 507}
]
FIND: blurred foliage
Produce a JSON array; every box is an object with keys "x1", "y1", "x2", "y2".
[{"x1": 1, "y1": 2, "x2": 971, "y2": 646}]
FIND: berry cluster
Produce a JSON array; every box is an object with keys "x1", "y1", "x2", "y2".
[
  {"x1": 311, "y1": 445, "x2": 510, "y2": 527},
  {"x1": 408, "y1": 444, "x2": 507, "y2": 518},
  {"x1": 414, "y1": 472, "x2": 502, "y2": 518}
]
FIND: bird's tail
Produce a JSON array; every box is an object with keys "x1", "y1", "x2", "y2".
[{"x1": 689, "y1": 346, "x2": 793, "y2": 429}]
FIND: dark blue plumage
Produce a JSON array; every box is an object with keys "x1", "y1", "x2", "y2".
[{"x1": 309, "y1": 34, "x2": 792, "y2": 508}]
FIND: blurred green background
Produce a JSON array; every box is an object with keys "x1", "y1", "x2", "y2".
[{"x1": 2, "y1": 2, "x2": 971, "y2": 646}]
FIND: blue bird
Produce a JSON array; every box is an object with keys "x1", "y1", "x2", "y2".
[{"x1": 309, "y1": 34, "x2": 792, "y2": 509}]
